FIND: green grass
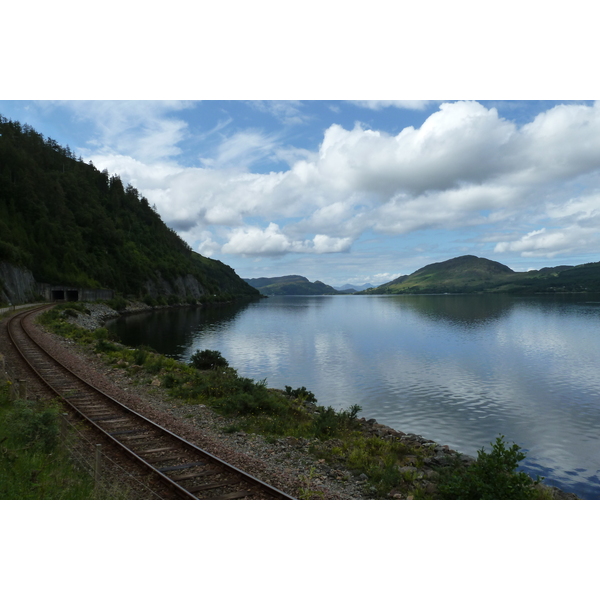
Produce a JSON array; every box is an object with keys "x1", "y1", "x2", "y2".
[
  {"x1": 309, "y1": 432, "x2": 434, "y2": 498},
  {"x1": 0, "y1": 382, "x2": 96, "y2": 499},
  {"x1": 37, "y1": 305, "x2": 103, "y2": 345}
]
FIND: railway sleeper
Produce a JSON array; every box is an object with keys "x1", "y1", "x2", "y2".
[
  {"x1": 147, "y1": 455, "x2": 188, "y2": 465},
  {"x1": 211, "y1": 490, "x2": 254, "y2": 500},
  {"x1": 129, "y1": 442, "x2": 173, "y2": 453},
  {"x1": 109, "y1": 428, "x2": 148, "y2": 436},
  {"x1": 70, "y1": 401, "x2": 103, "y2": 407},
  {"x1": 186, "y1": 479, "x2": 240, "y2": 494},
  {"x1": 170, "y1": 468, "x2": 220, "y2": 482},
  {"x1": 88, "y1": 413, "x2": 119, "y2": 420},
  {"x1": 66, "y1": 398, "x2": 97, "y2": 405},
  {"x1": 119, "y1": 433, "x2": 160, "y2": 441},
  {"x1": 89, "y1": 414, "x2": 125, "y2": 421},
  {"x1": 100, "y1": 418, "x2": 133, "y2": 425},
  {"x1": 137, "y1": 446, "x2": 179, "y2": 455},
  {"x1": 71, "y1": 399, "x2": 103, "y2": 404},
  {"x1": 52, "y1": 384, "x2": 85, "y2": 394},
  {"x1": 63, "y1": 392, "x2": 87, "y2": 400},
  {"x1": 158, "y1": 461, "x2": 208, "y2": 473}
]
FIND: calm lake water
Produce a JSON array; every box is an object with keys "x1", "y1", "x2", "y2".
[{"x1": 107, "y1": 294, "x2": 600, "y2": 499}]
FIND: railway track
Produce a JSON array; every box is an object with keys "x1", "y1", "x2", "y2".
[{"x1": 7, "y1": 306, "x2": 295, "y2": 500}]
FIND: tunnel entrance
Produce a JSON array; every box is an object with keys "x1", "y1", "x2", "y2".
[
  {"x1": 50, "y1": 289, "x2": 79, "y2": 301},
  {"x1": 42, "y1": 285, "x2": 112, "y2": 302}
]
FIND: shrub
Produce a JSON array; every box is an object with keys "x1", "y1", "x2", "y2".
[
  {"x1": 162, "y1": 373, "x2": 178, "y2": 388},
  {"x1": 6, "y1": 400, "x2": 59, "y2": 453},
  {"x1": 62, "y1": 302, "x2": 86, "y2": 313},
  {"x1": 95, "y1": 339, "x2": 118, "y2": 353},
  {"x1": 313, "y1": 406, "x2": 341, "y2": 438},
  {"x1": 216, "y1": 391, "x2": 279, "y2": 416},
  {"x1": 341, "y1": 404, "x2": 363, "y2": 420},
  {"x1": 285, "y1": 385, "x2": 317, "y2": 403},
  {"x1": 106, "y1": 296, "x2": 127, "y2": 311},
  {"x1": 222, "y1": 424, "x2": 241, "y2": 434},
  {"x1": 310, "y1": 403, "x2": 362, "y2": 439},
  {"x1": 145, "y1": 354, "x2": 165, "y2": 374},
  {"x1": 93, "y1": 327, "x2": 110, "y2": 341},
  {"x1": 133, "y1": 347, "x2": 149, "y2": 366},
  {"x1": 437, "y1": 435, "x2": 543, "y2": 500},
  {"x1": 189, "y1": 349, "x2": 229, "y2": 370},
  {"x1": 143, "y1": 294, "x2": 157, "y2": 307}
]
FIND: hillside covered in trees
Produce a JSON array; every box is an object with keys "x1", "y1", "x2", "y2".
[
  {"x1": 361, "y1": 255, "x2": 600, "y2": 295},
  {"x1": 0, "y1": 115, "x2": 259, "y2": 301},
  {"x1": 243, "y1": 275, "x2": 341, "y2": 295}
]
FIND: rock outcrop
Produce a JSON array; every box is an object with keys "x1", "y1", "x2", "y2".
[
  {"x1": 0, "y1": 262, "x2": 38, "y2": 305},
  {"x1": 143, "y1": 272, "x2": 206, "y2": 300}
]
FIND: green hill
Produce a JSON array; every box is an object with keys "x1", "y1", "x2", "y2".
[
  {"x1": 0, "y1": 115, "x2": 259, "y2": 302},
  {"x1": 243, "y1": 275, "x2": 340, "y2": 295},
  {"x1": 372, "y1": 256, "x2": 514, "y2": 294},
  {"x1": 362, "y1": 255, "x2": 600, "y2": 295}
]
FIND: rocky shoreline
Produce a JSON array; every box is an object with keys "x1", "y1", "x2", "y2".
[{"x1": 52, "y1": 301, "x2": 579, "y2": 499}]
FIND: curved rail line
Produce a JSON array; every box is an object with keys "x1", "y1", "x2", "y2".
[{"x1": 7, "y1": 306, "x2": 295, "y2": 500}]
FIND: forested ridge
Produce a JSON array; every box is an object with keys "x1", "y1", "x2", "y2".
[
  {"x1": 243, "y1": 275, "x2": 341, "y2": 295},
  {"x1": 361, "y1": 255, "x2": 600, "y2": 295},
  {"x1": 0, "y1": 115, "x2": 258, "y2": 300}
]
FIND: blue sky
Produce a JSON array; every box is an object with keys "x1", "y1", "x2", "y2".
[
  {"x1": 3, "y1": 3, "x2": 599, "y2": 288},
  {"x1": 3, "y1": 99, "x2": 600, "y2": 287}
]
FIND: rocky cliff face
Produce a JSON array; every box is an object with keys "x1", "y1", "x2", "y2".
[
  {"x1": 0, "y1": 262, "x2": 38, "y2": 305},
  {"x1": 0, "y1": 260, "x2": 239, "y2": 306},
  {"x1": 143, "y1": 272, "x2": 206, "y2": 300}
]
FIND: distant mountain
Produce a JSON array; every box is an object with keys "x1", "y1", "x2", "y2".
[
  {"x1": 243, "y1": 275, "x2": 341, "y2": 295},
  {"x1": 334, "y1": 283, "x2": 374, "y2": 292},
  {"x1": 360, "y1": 255, "x2": 600, "y2": 295}
]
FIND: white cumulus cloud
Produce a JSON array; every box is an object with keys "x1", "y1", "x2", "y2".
[
  {"x1": 221, "y1": 224, "x2": 352, "y2": 256},
  {"x1": 75, "y1": 100, "x2": 600, "y2": 263},
  {"x1": 63, "y1": 100, "x2": 192, "y2": 162},
  {"x1": 494, "y1": 226, "x2": 600, "y2": 258},
  {"x1": 350, "y1": 100, "x2": 433, "y2": 111}
]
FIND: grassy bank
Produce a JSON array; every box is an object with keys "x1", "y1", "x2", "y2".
[
  {"x1": 0, "y1": 380, "x2": 97, "y2": 499},
  {"x1": 35, "y1": 302, "x2": 552, "y2": 500}
]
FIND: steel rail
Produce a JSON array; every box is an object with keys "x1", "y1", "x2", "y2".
[{"x1": 7, "y1": 305, "x2": 295, "y2": 500}]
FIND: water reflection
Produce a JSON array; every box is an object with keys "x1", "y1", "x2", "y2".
[
  {"x1": 107, "y1": 301, "x2": 258, "y2": 355},
  {"x1": 382, "y1": 294, "x2": 514, "y2": 328},
  {"x1": 107, "y1": 294, "x2": 600, "y2": 498}
]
